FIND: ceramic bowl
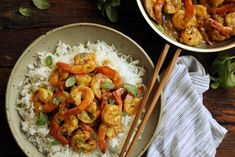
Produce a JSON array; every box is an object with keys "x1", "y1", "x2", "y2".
[
  {"x1": 6, "y1": 23, "x2": 162, "y2": 157},
  {"x1": 137, "y1": 0, "x2": 235, "y2": 53}
]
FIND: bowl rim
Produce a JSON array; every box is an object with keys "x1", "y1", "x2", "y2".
[
  {"x1": 136, "y1": 0, "x2": 235, "y2": 53},
  {"x1": 5, "y1": 22, "x2": 162, "y2": 157}
]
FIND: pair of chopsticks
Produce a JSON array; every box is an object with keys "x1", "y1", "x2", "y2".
[{"x1": 119, "y1": 44, "x2": 181, "y2": 157}]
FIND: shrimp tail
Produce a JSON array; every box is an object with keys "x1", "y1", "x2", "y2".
[
  {"x1": 56, "y1": 62, "x2": 71, "y2": 72},
  {"x1": 208, "y1": 18, "x2": 233, "y2": 35},
  {"x1": 98, "y1": 124, "x2": 107, "y2": 153},
  {"x1": 184, "y1": 0, "x2": 194, "y2": 25},
  {"x1": 153, "y1": 0, "x2": 166, "y2": 24}
]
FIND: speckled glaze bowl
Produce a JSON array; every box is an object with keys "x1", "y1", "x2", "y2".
[
  {"x1": 6, "y1": 23, "x2": 162, "y2": 157},
  {"x1": 137, "y1": 0, "x2": 235, "y2": 53}
]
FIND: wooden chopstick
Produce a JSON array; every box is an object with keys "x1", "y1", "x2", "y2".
[
  {"x1": 119, "y1": 44, "x2": 171, "y2": 157},
  {"x1": 123, "y1": 48, "x2": 181, "y2": 157}
]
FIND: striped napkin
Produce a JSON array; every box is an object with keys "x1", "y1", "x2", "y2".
[{"x1": 147, "y1": 56, "x2": 227, "y2": 157}]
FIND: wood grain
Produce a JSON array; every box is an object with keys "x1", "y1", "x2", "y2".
[{"x1": 0, "y1": 0, "x2": 234, "y2": 156}]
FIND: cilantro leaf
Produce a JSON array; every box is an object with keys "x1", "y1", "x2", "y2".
[{"x1": 36, "y1": 112, "x2": 48, "y2": 125}]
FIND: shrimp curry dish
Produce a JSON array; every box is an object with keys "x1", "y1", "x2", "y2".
[
  {"x1": 144, "y1": 0, "x2": 235, "y2": 46},
  {"x1": 31, "y1": 52, "x2": 144, "y2": 153}
]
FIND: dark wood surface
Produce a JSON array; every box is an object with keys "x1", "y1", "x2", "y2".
[{"x1": 0, "y1": 0, "x2": 234, "y2": 156}]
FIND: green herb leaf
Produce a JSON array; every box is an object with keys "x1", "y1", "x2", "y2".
[
  {"x1": 111, "y1": 0, "x2": 120, "y2": 6},
  {"x1": 100, "y1": 81, "x2": 115, "y2": 89},
  {"x1": 76, "y1": 138, "x2": 85, "y2": 144},
  {"x1": 91, "y1": 133, "x2": 97, "y2": 140},
  {"x1": 124, "y1": 83, "x2": 138, "y2": 97},
  {"x1": 52, "y1": 96, "x2": 61, "y2": 106},
  {"x1": 45, "y1": 55, "x2": 53, "y2": 66},
  {"x1": 210, "y1": 53, "x2": 235, "y2": 89},
  {"x1": 32, "y1": 0, "x2": 50, "y2": 10},
  {"x1": 48, "y1": 140, "x2": 59, "y2": 148},
  {"x1": 108, "y1": 97, "x2": 116, "y2": 105},
  {"x1": 65, "y1": 76, "x2": 76, "y2": 87},
  {"x1": 19, "y1": 7, "x2": 32, "y2": 17},
  {"x1": 105, "y1": 6, "x2": 118, "y2": 22},
  {"x1": 36, "y1": 112, "x2": 48, "y2": 125}
]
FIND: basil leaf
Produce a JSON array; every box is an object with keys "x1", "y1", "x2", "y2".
[
  {"x1": 65, "y1": 76, "x2": 76, "y2": 87},
  {"x1": 19, "y1": 7, "x2": 32, "y2": 17},
  {"x1": 36, "y1": 112, "x2": 48, "y2": 125},
  {"x1": 100, "y1": 81, "x2": 115, "y2": 89},
  {"x1": 91, "y1": 133, "x2": 97, "y2": 140},
  {"x1": 105, "y1": 6, "x2": 118, "y2": 22},
  {"x1": 52, "y1": 96, "x2": 61, "y2": 106},
  {"x1": 124, "y1": 83, "x2": 138, "y2": 97},
  {"x1": 45, "y1": 55, "x2": 53, "y2": 66},
  {"x1": 32, "y1": 0, "x2": 50, "y2": 10},
  {"x1": 210, "y1": 53, "x2": 235, "y2": 89}
]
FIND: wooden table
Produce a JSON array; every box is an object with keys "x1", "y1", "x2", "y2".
[{"x1": 0, "y1": 1, "x2": 234, "y2": 156}]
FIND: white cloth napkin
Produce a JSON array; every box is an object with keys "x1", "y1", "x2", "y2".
[{"x1": 147, "y1": 56, "x2": 227, "y2": 157}]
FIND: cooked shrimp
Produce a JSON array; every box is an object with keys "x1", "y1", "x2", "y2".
[
  {"x1": 98, "y1": 122, "x2": 122, "y2": 153},
  {"x1": 98, "y1": 124, "x2": 107, "y2": 153},
  {"x1": 209, "y1": 29, "x2": 230, "y2": 41},
  {"x1": 208, "y1": 18, "x2": 234, "y2": 35},
  {"x1": 58, "y1": 115, "x2": 79, "y2": 137},
  {"x1": 75, "y1": 74, "x2": 92, "y2": 86},
  {"x1": 225, "y1": 13, "x2": 235, "y2": 35},
  {"x1": 180, "y1": 27, "x2": 203, "y2": 46},
  {"x1": 153, "y1": 0, "x2": 166, "y2": 24},
  {"x1": 112, "y1": 88, "x2": 126, "y2": 111},
  {"x1": 71, "y1": 124, "x2": 97, "y2": 152},
  {"x1": 101, "y1": 104, "x2": 122, "y2": 127},
  {"x1": 32, "y1": 88, "x2": 57, "y2": 113},
  {"x1": 105, "y1": 124, "x2": 122, "y2": 138},
  {"x1": 208, "y1": 0, "x2": 224, "y2": 7},
  {"x1": 56, "y1": 53, "x2": 96, "y2": 75},
  {"x1": 164, "y1": 0, "x2": 182, "y2": 14},
  {"x1": 56, "y1": 61, "x2": 96, "y2": 75},
  {"x1": 95, "y1": 66, "x2": 122, "y2": 89},
  {"x1": 74, "y1": 53, "x2": 96, "y2": 65},
  {"x1": 195, "y1": 5, "x2": 208, "y2": 20},
  {"x1": 215, "y1": 3, "x2": 235, "y2": 15},
  {"x1": 65, "y1": 86, "x2": 94, "y2": 116},
  {"x1": 48, "y1": 68, "x2": 69, "y2": 89},
  {"x1": 54, "y1": 91, "x2": 69, "y2": 114},
  {"x1": 78, "y1": 101, "x2": 101, "y2": 124},
  {"x1": 172, "y1": 10, "x2": 197, "y2": 30},
  {"x1": 91, "y1": 73, "x2": 113, "y2": 99},
  {"x1": 184, "y1": 0, "x2": 195, "y2": 26},
  {"x1": 50, "y1": 114, "x2": 79, "y2": 145},
  {"x1": 124, "y1": 93, "x2": 142, "y2": 115}
]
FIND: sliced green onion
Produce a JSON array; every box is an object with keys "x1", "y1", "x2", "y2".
[
  {"x1": 36, "y1": 112, "x2": 48, "y2": 125},
  {"x1": 124, "y1": 83, "x2": 138, "y2": 97},
  {"x1": 45, "y1": 55, "x2": 53, "y2": 66},
  {"x1": 52, "y1": 96, "x2": 61, "y2": 106},
  {"x1": 65, "y1": 76, "x2": 76, "y2": 87},
  {"x1": 91, "y1": 133, "x2": 97, "y2": 140},
  {"x1": 100, "y1": 81, "x2": 115, "y2": 89}
]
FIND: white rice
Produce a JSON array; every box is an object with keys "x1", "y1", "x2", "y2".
[{"x1": 16, "y1": 41, "x2": 145, "y2": 157}]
